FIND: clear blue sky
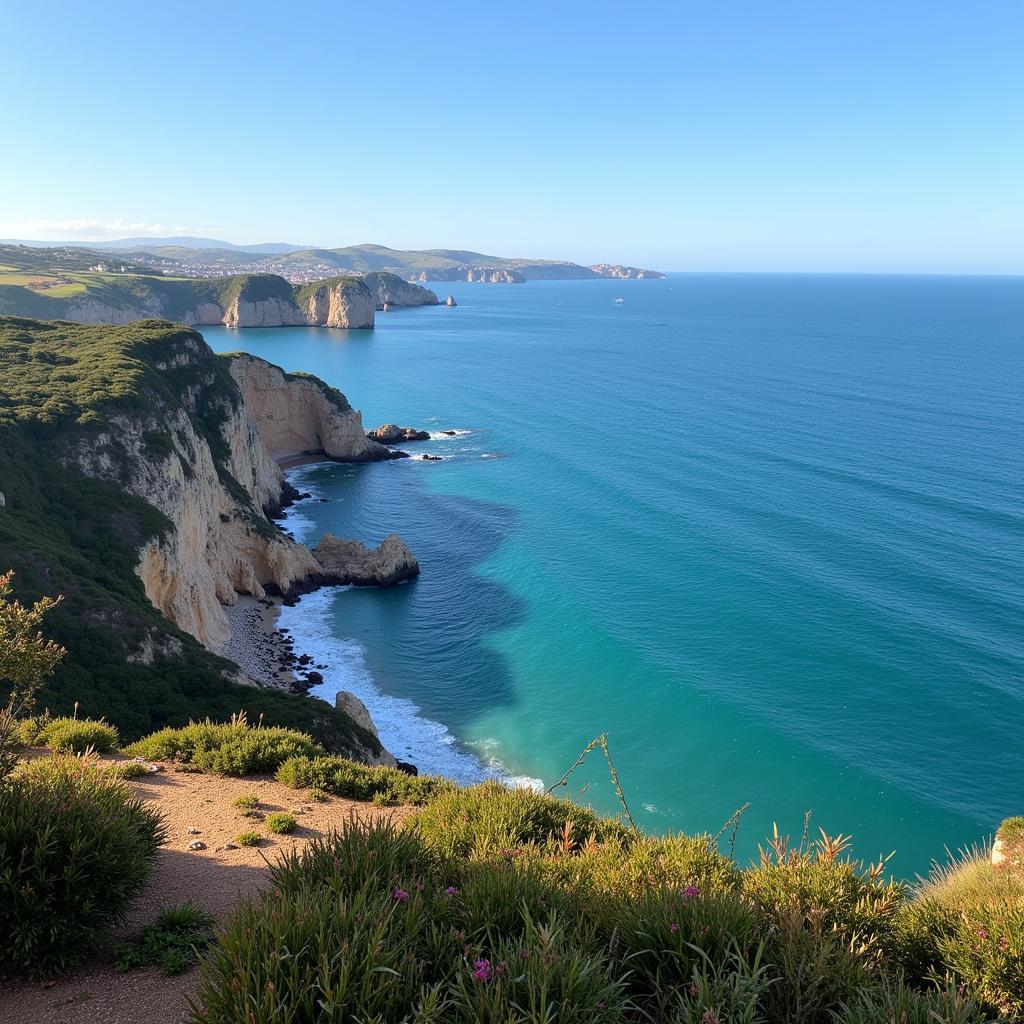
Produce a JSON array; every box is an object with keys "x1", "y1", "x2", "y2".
[{"x1": 1, "y1": 1, "x2": 1021, "y2": 272}]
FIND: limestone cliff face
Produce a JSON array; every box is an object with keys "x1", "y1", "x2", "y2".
[
  {"x1": 360, "y1": 272, "x2": 438, "y2": 309},
  {"x1": 60, "y1": 334, "x2": 320, "y2": 651},
  {"x1": 227, "y1": 354, "x2": 392, "y2": 462},
  {"x1": 298, "y1": 278, "x2": 375, "y2": 328},
  {"x1": 467, "y1": 268, "x2": 526, "y2": 283},
  {"x1": 221, "y1": 296, "x2": 307, "y2": 328},
  {"x1": 55, "y1": 274, "x2": 379, "y2": 329}
]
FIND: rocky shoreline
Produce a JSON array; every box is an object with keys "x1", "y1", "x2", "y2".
[{"x1": 222, "y1": 595, "x2": 328, "y2": 695}]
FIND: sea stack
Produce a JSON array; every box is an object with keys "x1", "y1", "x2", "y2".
[{"x1": 445, "y1": 295, "x2": 457, "y2": 306}]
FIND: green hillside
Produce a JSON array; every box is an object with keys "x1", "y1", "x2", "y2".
[{"x1": 0, "y1": 317, "x2": 381, "y2": 757}]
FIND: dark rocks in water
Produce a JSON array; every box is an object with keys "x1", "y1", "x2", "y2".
[
  {"x1": 440, "y1": 430, "x2": 457, "y2": 436},
  {"x1": 421, "y1": 454, "x2": 442, "y2": 461},
  {"x1": 298, "y1": 654, "x2": 312, "y2": 666},
  {"x1": 444, "y1": 295, "x2": 457, "y2": 307},
  {"x1": 367, "y1": 423, "x2": 431, "y2": 444},
  {"x1": 306, "y1": 670, "x2": 324, "y2": 684},
  {"x1": 395, "y1": 761, "x2": 419, "y2": 776}
]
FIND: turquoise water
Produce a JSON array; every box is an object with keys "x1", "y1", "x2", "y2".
[{"x1": 202, "y1": 274, "x2": 1024, "y2": 876}]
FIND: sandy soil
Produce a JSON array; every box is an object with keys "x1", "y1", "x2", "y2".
[{"x1": 1, "y1": 760, "x2": 410, "y2": 1024}]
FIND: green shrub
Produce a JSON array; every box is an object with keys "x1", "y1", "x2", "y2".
[
  {"x1": 232, "y1": 791, "x2": 260, "y2": 810},
  {"x1": 125, "y1": 719, "x2": 323, "y2": 776},
  {"x1": 38, "y1": 716, "x2": 118, "y2": 753},
  {"x1": 0, "y1": 755, "x2": 165, "y2": 976},
  {"x1": 111, "y1": 758, "x2": 148, "y2": 779},
  {"x1": 236, "y1": 830, "x2": 262, "y2": 847},
  {"x1": 193, "y1": 819, "x2": 628, "y2": 1024},
  {"x1": 411, "y1": 779, "x2": 627, "y2": 858},
  {"x1": 265, "y1": 811, "x2": 297, "y2": 835},
  {"x1": 834, "y1": 977, "x2": 992, "y2": 1024},
  {"x1": 276, "y1": 753, "x2": 452, "y2": 806},
  {"x1": 897, "y1": 850, "x2": 1024, "y2": 1019},
  {"x1": 269, "y1": 817, "x2": 439, "y2": 901},
  {"x1": 115, "y1": 901, "x2": 214, "y2": 976}
]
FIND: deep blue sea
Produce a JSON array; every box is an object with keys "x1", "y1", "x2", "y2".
[{"x1": 202, "y1": 274, "x2": 1024, "y2": 877}]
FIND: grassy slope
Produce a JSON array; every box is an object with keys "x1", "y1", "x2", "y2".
[{"x1": 0, "y1": 317, "x2": 380, "y2": 757}]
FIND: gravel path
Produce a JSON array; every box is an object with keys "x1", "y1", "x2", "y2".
[{"x1": 1, "y1": 761, "x2": 411, "y2": 1024}]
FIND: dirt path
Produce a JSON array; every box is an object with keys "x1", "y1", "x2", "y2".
[{"x1": 1, "y1": 762, "x2": 409, "y2": 1024}]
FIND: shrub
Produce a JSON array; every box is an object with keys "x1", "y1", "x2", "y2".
[
  {"x1": 111, "y1": 758, "x2": 148, "y2": 779},
  {"x1": 232, "y1": 792, "x2": 260, "y2": 810},
  {"x1": 897, "y1": 849, "x2": 1024, "y2": 1019},
  {"x1": 125, "y1": 718, "x2": 323, "y2": 776},
  {"x1": 276, "y1": 753, "x2": 452, "y2": 806},
  {"x1": 236, "y1": 830, "x2": 262, "y2": 847},
  {"x1": 37, "y1": 716, "x2": 119, "y2": 753},
  {"x1": 411, "y1": 780, "x2": 627, "y2": 858},
  {"x1": 193, "y1": 819, "x2": 628, "y2": 1024},
  {"x1": 834, "y1": 977, "x2": 992, "y2": 1024},
  {"x1": 0, "y1": 755, "x2": 165, "y2": 975},
  {"x1": 114, "y1": 901, "x2": 214, "y2": 976},
  {"x1": 265, "y1": 811, "x2": 297, "y2": 835}
]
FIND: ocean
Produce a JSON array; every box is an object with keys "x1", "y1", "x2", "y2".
[{"x1": 201, "y1": 273, "x2": 1024, "y2": 877}]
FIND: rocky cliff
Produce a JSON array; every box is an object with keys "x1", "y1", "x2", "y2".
[
  {"x1": 0, "y1": 317, "x2": 396, "y2": 761},
  {"x1": 295, "y1": 277, "x2": 376, "y2": 327},
  {"x1": 0, "y1": 272, "x2": 379, "y2": 329},
  {"x1": 360, "y1": 272, "x2": 438, "y2": 309},
  {"x1": 226, "y1": 354, "x2": 393, "y2": 462},
  {"x1": 590, "y1": 264, "x2": 666, "y2": 279}
]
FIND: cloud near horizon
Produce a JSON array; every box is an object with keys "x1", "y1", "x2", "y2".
[{"x1": 0, "y1": 218, "x2": 214, "y2": 241}]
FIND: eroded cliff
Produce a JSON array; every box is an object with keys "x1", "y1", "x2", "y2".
[{"x1": 226, "y1": 354, "x2": 393, "y2": 462}]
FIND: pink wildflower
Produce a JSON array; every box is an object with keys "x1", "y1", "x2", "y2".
[
  {"x1": 392, "y1": 888, "x2": 409, "y2": 902},
  {"x1": 689, "y1": 983, "x2": 700, "y2": 997},
  {"x1": 472, "y1": 958, "x2": 491, "y2": 981},
  {"x1": 415, "y1": 882, "x2": 424, "y2": 892},
  {"x1": 702, "y1": 1013, "x2": 719, "y2": 1024},
  {"x1": 445, "y1": 886, "x2": 460, "y2": 895},
  {"x1": 682, "y1": 885, "x2": 700, "y2": 899},
  {"x1": 977, "y1": 928, "x2": 989, "y2": 940}
]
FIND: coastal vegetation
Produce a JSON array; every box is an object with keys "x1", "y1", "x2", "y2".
[
  {"x1": 0, "y1": 755, "x2": 165, "y2": 976},
  {"x1": 189, "y1": 800, "x2": 1022, "y2": 1023},
  {"x1": 0, "y1": 318, "x2": 381, "y2": 758}
]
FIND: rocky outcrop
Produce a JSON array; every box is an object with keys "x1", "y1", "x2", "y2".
[
  {"x1": 367, "y1": 423, "x2": 430, "y2": 443},
  {"x1": 360, "y1": 272, "x2": 438, "y2": 308},
  {"x1": 227, "y1": 354, "x2": 393, "y2": 463},
  {"x1": 590, "y1": 263, "x2": 666, "y2": 279},
  {"x1": 335, "y1": 690, "x2": 379, "y2": 738},
  {"x1": 467, "y1": 268, "x2": 525, "y2": 283},
  {"x1": 313, "y1": 533, "x2": 420, "y2": 586},
  {"x1": 62, "y1": 335, "x2": 320, "y2": 651},
  {"x1": 297, "y1": 278, "x2": 375, "y2": 328},
  {"x1": 444, "y1": 295, "x2": 457, "y2": 306}
]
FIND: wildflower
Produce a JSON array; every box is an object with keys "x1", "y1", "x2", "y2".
[
  {"x1": 496, "y1": 960, "x2": 507, "y2": 976},
  {"x1": 702, "y1": 1012, "x2": 719, "y2": 1024},
  {"x1": 472, "y1": 958, "x2": 491, "y2": 981},
  {"x1": 682, "y1": 885, "x2": 700, "y2": 899},
  {"x1": 445, "y1": 886, "x2": 460, "y2": 895},
  {"x1": 392, "y1": 887, "x2": 409, "y2": 902},
  {"x1": 689, "y1": 983, "x2": 700, "y2": 997},
  {"x1": 977, "y1": 928, "x2": 989, "y2": 940},
  {"x1": 669, "y1": 922, "x2": 680, "y2": 933},
  {"x1": 415, "y1": 882, "x2": 424, "y2": 892}
]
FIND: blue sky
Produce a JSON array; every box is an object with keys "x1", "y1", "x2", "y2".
[{"x1": 1, "y1": 1, "x2": 1021, "y2": 272}]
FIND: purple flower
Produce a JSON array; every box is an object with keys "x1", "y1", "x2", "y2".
[
  {"x1": 445, "y1": 886, "x2": 460, "y2": 895},
  {"x1": 977, "y1": 928, "x2": 989, "y2": 940},
  {"x1": 669, "y1": 922, "x2": 680, "y2": 933},
  {"x1": 392, "y1": 888, "x2": 409, "y2": 902},
  {"x1": 415, "y1": 882, "x2": 424, "y2": 892},
  {"x1": 472, "y1": 958, "x2": 491, "y2": 981},
  {"x1": 702, "y1": 1013, "x2": 719, "y2": 1024},
  {"x1": 682, "y1": 885, "x2": 700, "y2": 899}
]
